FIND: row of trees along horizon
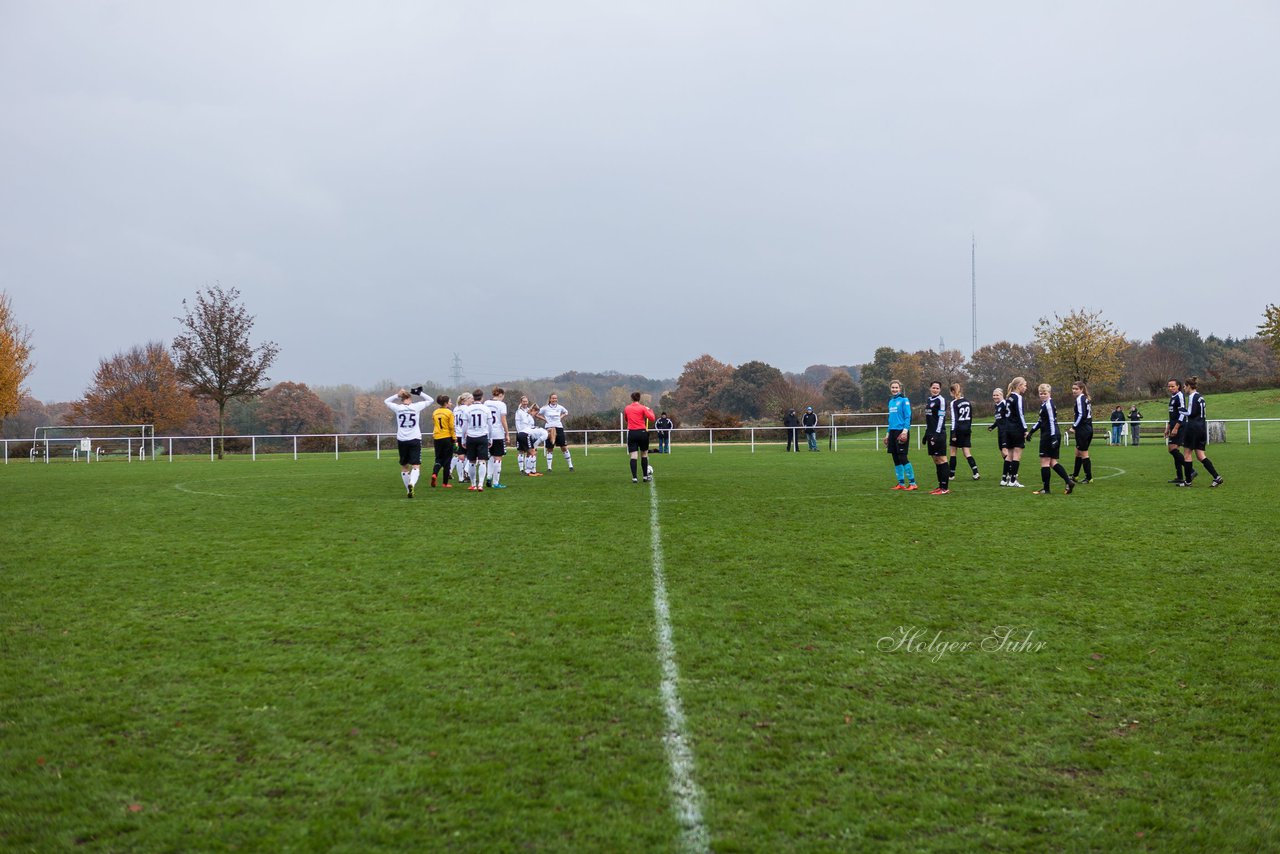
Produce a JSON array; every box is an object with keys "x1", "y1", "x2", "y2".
[{"x1": 3, "y1": 287, "x2": 1280, "y2": 453}]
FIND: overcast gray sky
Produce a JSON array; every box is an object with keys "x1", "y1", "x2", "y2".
[{"x1": 4, "y1": 1, "x2": 1277, "y2": 402}]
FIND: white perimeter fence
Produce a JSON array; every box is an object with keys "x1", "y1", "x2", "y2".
[{"x1": 5, "y1": 418, "x2": 1279, "y2": 464}]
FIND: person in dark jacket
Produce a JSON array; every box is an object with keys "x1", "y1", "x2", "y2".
[
  {"x1": 802, "y1": 406, "x2": 819, "y2": 451},
  {"x1": 783, "y1": 409, "x2": 801, "y2": 452},
  {"x1": 655, "y1": 412, "x2": 674, "y2": 453},
  {"x1": 1110, "y1": 405, "x2": 1125, "y2": 445},
  {"x1": 1128, "y1": 405, "x2": 1143, "y2": 446}
]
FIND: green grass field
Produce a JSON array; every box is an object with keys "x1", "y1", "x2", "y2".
[{"x1": 3, "y1": 428, "x2": 1278, "y2": 851}]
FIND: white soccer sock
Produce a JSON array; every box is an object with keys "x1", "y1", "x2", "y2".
[
  {"x1": 563, "y1": 450, "x2": 573, "y2": 466},
  {"x1": 409, "y1": 468, "x2": 420, "y2": 486},
  {"x1": 476, "y1": 461, "x2": 487, "y2": 487},
  {"x1": 491, "y1": 459, "x2": 500, "y2": 485},
  {"x1": 401, "y1": 471, "x2": 410, "y2": 488}
]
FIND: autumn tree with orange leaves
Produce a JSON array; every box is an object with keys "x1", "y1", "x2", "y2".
[{"x1": 69, "y1": 341, "x2": 195, "y2": 432}]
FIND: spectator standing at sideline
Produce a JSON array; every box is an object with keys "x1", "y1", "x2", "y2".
[
  {"x1": 655, "y1": 412, "x2": 674, "y2": 453},
  {"x1": 802, "y1": 406, "x2": 819, "y2": 451},
  {"x1": 1129, "y1": 405, "x2": 1143, "y2": 446},
  {"x1": 1110, "y1": 405, "x2": 1125, "y2": 445},
  {"x1": 783, "y1": 408, "x2": 801, "y2": 452}
]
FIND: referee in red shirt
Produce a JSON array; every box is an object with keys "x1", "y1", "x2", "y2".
[{"x1": 623, "y1": 392, "x2": 657, "y2": 483}]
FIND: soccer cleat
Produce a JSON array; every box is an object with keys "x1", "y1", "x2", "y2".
[
  {"x1": 569, "y1": 465, "x2": 575, "y2": 472},
  {"x1": 1082, "y1": 478, "x2": 1092, "y2": 484},
  {"x1": 430, "y1": 473, "x2": 437, "y2": 487},
  {"x1": 1211, "y1": 476, "x2": 1224, "y2": 487},
  {"x1": 407, "y1": 485, "x2": 414, "y2": 498},
  {"x1": 441, "y1": 483, "x2": 453, "y2": 488},
  {"x1": 948, "y1": 471, "x2": 956, "y2": 480},
  {"x1": 529, "y1": 472, "x2": 543, "y2": 477},
  {"x1": 1167, "y1": 479, "x2": 1182, "y2": 484},
  {"x1": 1171, "y1": 480, "x2": 1186, "y2": 487},
  {"x1": 1009, "y1": 480, "x2": 1025, "y2": 488},
  {"x1": 1175, "y1": 481, "x2": 1189, "y2": 488},
  {"x1": 1000, "y1": 477, "x2": 1009, "y2": 487},
  {"x1": 892, "y1": 483, "x2": 906, "y2": 490},
  {"x1": 643, "y1": 475, "x2": 652, "y2": 482},
  {"x1": 467, "y1": 485, "x2": 479, "y2": 491},
  {"x1": 906, "y1": 483, "x2": 919, "y2": 491},
  {"x1": 632, "y1": 477, "x2": 639, "y2": 483},
  {"x1": 1187, "y1": 469, "x2": 1199, "y2": 483},
  {"x1": 491, "y1": 483, "x2": 507, "y2": 489},
  {"x1": 972, "y1": 472, "x2": 980, "y2": 480},
  {"x1": 929, "y1": 487, "x2": 949, "y2": 495},
  {"x1": 1032, "y1": 489, "x2": 1049, "y2": 495},
  {"x1": 1064, "y1": 478, "x2": 1076, "y2": 495}
]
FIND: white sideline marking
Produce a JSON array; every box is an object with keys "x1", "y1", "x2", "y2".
[{"x1": 649, "y1": 481, "x2": 710, "y2": 853}]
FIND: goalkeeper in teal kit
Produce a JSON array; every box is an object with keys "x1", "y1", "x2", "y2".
[{"x1": 884, "y1": 380, "x2": 917, "y2": 490}]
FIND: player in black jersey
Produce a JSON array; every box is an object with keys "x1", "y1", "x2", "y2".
[
  {"x1": 947, "y1": 383, "x2": 979, "y2": 481},
  {"x1": 1003, "y1": 377, "x2": 1030, "y2": 487},
  {"x1": 1068, "y1": 380, "x2": 1095, "y2": 483},
  {"x1": 1164, "y1": 378, "x2": 1188, "y2": 484},
  {"x1": 1178, "y1": 376, "x2": 1224, "y2": 487},
  {"x1": 990, "y1": 387, "x2": 1013, "y2": 485},
  {"x1": 1025, "y1": 383, "x2": 1076, "y2": 494},
  {"x1": 924, "y1": 382, "x2": 950, "y2": 494}
]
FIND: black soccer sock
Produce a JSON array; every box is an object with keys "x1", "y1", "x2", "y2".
[
  {"x1": 1072, "y1": 458, "x2": 1082, "y2": 478},
  {"x1": 1184, "y1": 460, "x2": 1195, "y2": 479},
  {"x1": 1170, "y1": 449, "x2": 1183, "y2": 479},
  {"x1": 948, "y1": 455, "x2": 957, "y2": 476},
  {"x1": 1083, "y1": 458, "x2": 1092, "y2": 480},
  {"x1": 1202, "y1": 458, "x2": 1219, "y2": 477},
  {"x1": 1011, "y1": 460, "x2": 1021, "y2": 479},
  {"x1": 630, "y1": 458, "x2": 637, "y2": 478},
  {"x1": 937, "y1": 462, "x2": 949, "y2": 489},
  {"x1": 968, "y1": 456, "x2": 979, "y2": 473},
  {"x1": 1041, "y1": 466, "x2": 1051, "y2": 491},
  {"x1": 1053, "y1": 462, "x2": 1071, "y2": 484}
]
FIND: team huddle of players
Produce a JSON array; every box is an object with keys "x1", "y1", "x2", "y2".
[{"x1": 384, "y1": 387, "x2": 573, "y2": 497}]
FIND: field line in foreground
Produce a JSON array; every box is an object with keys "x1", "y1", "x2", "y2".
[{"x1": 649, "y1": 480, "x2": 710, "y2": 853}]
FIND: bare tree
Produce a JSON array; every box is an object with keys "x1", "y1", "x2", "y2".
[
  {"x1": 172, "y1": 285, "x2": 279, "y2": 458},
  {"x1": 0, "y1": 291, "x2": 36, "y2": 429}
]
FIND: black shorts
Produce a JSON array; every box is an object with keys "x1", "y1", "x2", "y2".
[
  {"x1": 949, "y1": 428, "x2": 972, "y2": 449},
  {"x1": 1074, "y1": 425, "x2": 1093, "y2": 451},
  {"x1": 996, "y1": 426, "x2": 1011, "y2": 450},
  {"x1": 1007, "y1": 429, "x2": 1026, "y2": 449},
  {"x1": 465, "y1": 435, "x2": 490, "y2": 462},
  {"x1": 516, "y1": 432, "x2": 531, "y2": 452},
  {"x1": 886, "y1": 429, "x2": 910, "y2": 464},
  {"x1": 926, "y1": 432, "x2": 947, "y2": 456},
  {"x1": 1038, "y1": 434, "x2": 1062, "y2": 459},
  {"x1": 547, "y1": 427, "x2": 568, "y2": 448},
  {"x1": 1181, "y1": 421, "x2": 1207, "y2": 452},
  {"x1": 1167, "y1": 424, "x2": 1181, "y2": 447},
  {"x1": 397, "y1": 439, "x2": 422, "y2": 467},
  {"x1": 627, "y1": 429, "x2": 650, "y2": 453},
  {"x1": 489, "y1": 438, "x2": 506, "y2": 457},
  {"x1": 433, "y1": 437, "x2": 455, "y2": 466}
]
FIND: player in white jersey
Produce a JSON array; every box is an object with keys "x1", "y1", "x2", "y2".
[
  {"x1": 384, "y1": 387, "x2": 431, "y2": 497},
  {"x1": 452, "y1": 393, "x2": 471, "y2": 484},
  {"x1": 538, "y1": 392, "x2": 573, "y2": 472},
  {"x1": 483, "y1": 387, "x2": 510, "y2": 488},
  {"x1": 514, "y1": 396, "x2": 543, "y2": 476},
  {"x1": 459, "y1": 392, "x2": 492, "y2": 491}
]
